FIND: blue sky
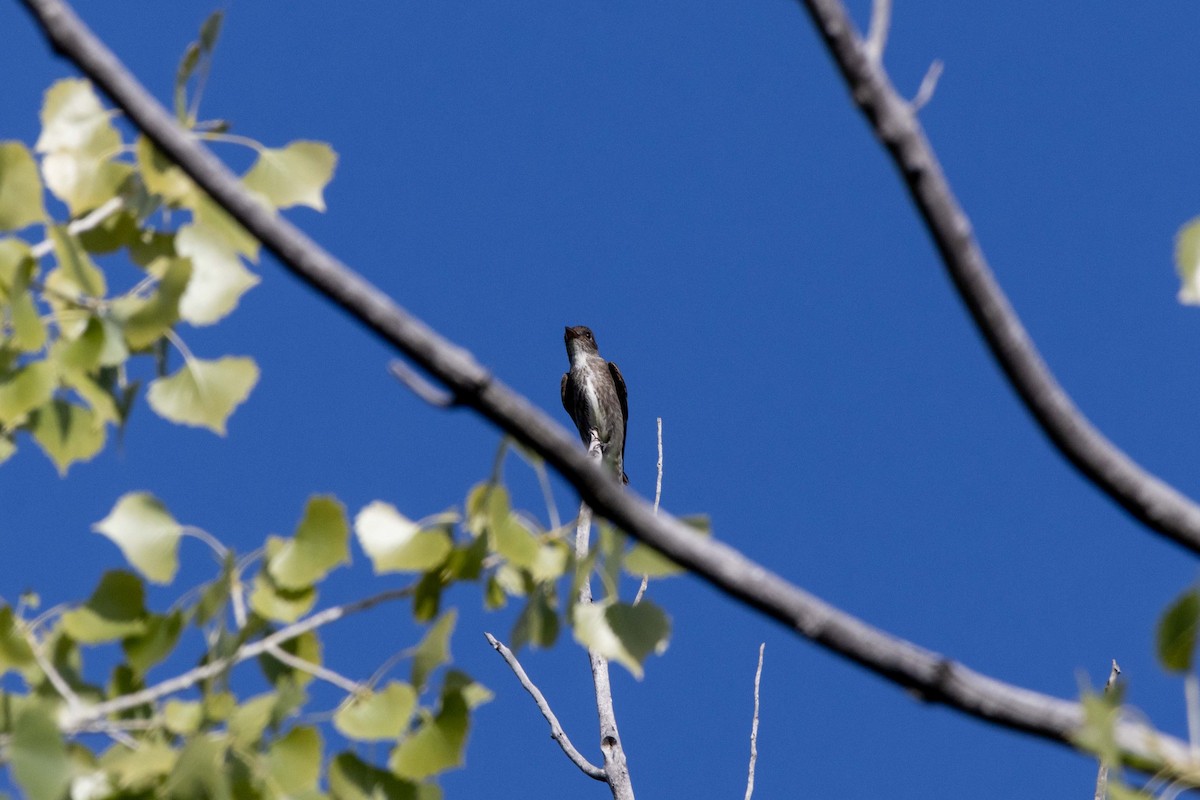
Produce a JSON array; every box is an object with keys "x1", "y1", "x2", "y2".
[{"x1": 4, "y1": 0, "x2": 1200, "y2": 796}]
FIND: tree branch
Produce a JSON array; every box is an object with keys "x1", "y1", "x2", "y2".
[
  {"x1": 790, "y1": 0, "x2": 1200, "y2": 556},
  {"x1": 577, "y1": 434, "x2": 635, "y2": 799},
  {"x1": 18, "y1": 0, "x2": 1200, "y2": 779},
  {"x1": 744, "y1": 643, "x2": 765, "y2": 800},
  {"x1": 484, "y1": 632, "x2": 607, "y2": 782}
]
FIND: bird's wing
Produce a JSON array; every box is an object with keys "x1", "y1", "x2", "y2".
[
  {"x1": 560, "y1": 372, "x2": 575, "y2": 422},
  {"x1": 608, "y1": 359, "x2": 628, "y2": 445}
]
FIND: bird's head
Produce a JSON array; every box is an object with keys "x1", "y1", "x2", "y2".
[{"x1": 564, "y1": 325, "x2": 599, "y2": 360}]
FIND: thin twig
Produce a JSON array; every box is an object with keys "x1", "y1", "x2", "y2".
[
  {"x1": 578, "y1": 433, "x2": 635, "y2": 799},
  {"x1": 911, "y1": 59, "x2": 944, "y2": 111},
  {"x1": 632, "y1": 418, "x2": 663, "y2": 606},
  {"x1": 745, "y1": 643, "x2": 765, "y2": 800},
  {"x1": 29, "y1": 195, "x2": 124, "y2": 259},
  {"x1": 864, "y1": 0, "x2": 891, "y2": 63},
  {"x1": 389, "y1": 359, "x2": 456, "y2": 408},
  {"x1": 484, "y1": 632, "x2": 606, "y2": 781},
  {"x1": 1094, "y1": 660, "x2": 1121, "y2": 800},
  {"x1": 21, "y1": 625, "x2": 83, "y2": 714},
  {"x1": 265, "y1": 643, "x2": 360, "y2": 694},
  {"x1": 60, "y1": 585, "x2": 413, "y2": 729},
  {"x1": 21, "y1": 0, "x2": 1200, "y2": 777}
]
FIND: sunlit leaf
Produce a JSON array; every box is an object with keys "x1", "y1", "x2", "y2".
[
  {"x1": 572, "y1": 600, "x2": 670, "y2": 678},
  {"x1": 189, "y1": 191, "x2": 259, "y2": 258},
  {"x1": 1177, "y1": 217, "x2": 1200, "y2": 305},
  {"x1": 93, "y1": 491, "x2": 183, "y2": 584},
  {"x1": 335, "y1": 681, "x2": 417, "y2": 741},
  {"x1": 355, "y1": 501, "x2": 452, "y2": 573},
  {"x1": 36, "y1": 79, "x2": 131, "y2": 215},
  {"x1": 1158, "y1": 589, "x2": 1200, "y2": 673},
  {"x1": 146, "y1": 354, "x2": 258, "y2": 435},
  {"x1": 625, "y1": 515, "x2": 711, "y2": 578},
  {"x1": 491, "y1": 514, "x2": 540, "y2": 570},
  {"x1": 49, "y1": 225, "x2": 106, "y2": 298},
  {"x1": 268, "y1": 495, "x2": 351, "y2": 589},
  {"x1": 530, "y1": 540, "x2": 569, "y2": 583},
  {"x1": 60, "y1": 570, "x2": 147, "y2": 643},
  {"x1": 249, "y1": 570, "x2": 317, "y2": 623},
  {"x1": 164, "y1": 699, "x2": 203, "y2": 735},
  {"x1": 0, "y1": 141, "x2": 46, "y2": 231},
  {"x1": 228, "y1": 692, "x2": 275, "y2": 748},
  {"x1": 174, "y1": 222, "x2": 258, "y2": 325},
  {"x1": 10, "y1": 703, "x2": 71, "y2": 800},
  {"x1": 117, "y1": 256, "x2": 192, "y2": 349},
  {"x1": 29, "y1": 399, "x2": 106, "y2": 475},
  {"x1": 243, "y1": 141, "x2": 337, "y2": 211},
  {"x1": 412, "y1": 609, "x2": 456, "y2": 692},
  {"x1": 389, "y1": 684, "x2": 469, "y2": 780},
  {"x1": 163, "y1": 735, "x2": 229, "y2": 800},
  {"x1": 267, "y1": 726, "x2": 322, "y2": 795},
  {"x1": 0, "y1": 360, "x2": 56, "y2": 426},
  {"x1": 101, "y1": 739, "x2": 177, "y2": 791}
]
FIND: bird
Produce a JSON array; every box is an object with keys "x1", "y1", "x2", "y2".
[{"x1": 560, "y1": 325, "x2": 629, "y2": 484}]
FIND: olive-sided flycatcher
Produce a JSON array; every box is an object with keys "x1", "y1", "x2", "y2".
[{"x1": 560, "y1": 325, "x2": 629, "y2": 484}]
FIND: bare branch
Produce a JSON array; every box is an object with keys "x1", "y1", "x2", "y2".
[
  {"x1": 484, "y1": 632, "x2": 606, "y2": 782},
  {"x1": 911, "y1": 59, "x2": 943, "y2": 111},
  {"x1": 19, "y1": 0, "x2": 1200, "y2": 778},
  {"x1": 265, "y1": 643, "x2": 361, "y2": 694},
  {"x1": 744, "y1": 643, "x2": 765, "y2": 800},
  {"x1": 61, "y1": 585, "x2": 412, "y2": 730},
  {"x1": 1094, "y1": 660, "x2": 1121, "y2": 800},
  {"x1": 578, "y1": 434, "x2": 635, "y2": 799},
  {"x1": 389, "y1": 359, "x2": 456, "y2": 408},
  {"x1": 864, "y1": 0, "x2": 891, "y2": 63},
  {"x1": 21, "y1": 624, "x2": 83, "y2": 714},
  {"x1": 633, "y1": 417, "x2": 663, "y2": 606},
  {"x1": 789, "y1": 0, "x2": 1200, "y2": 555},
  {"x1": 29, "y1": 195, "x2": 123, "y2": 259}
]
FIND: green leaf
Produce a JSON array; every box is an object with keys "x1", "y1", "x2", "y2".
[
  {"x1": 259, "y1": 630, "x2": 322, "y2": 688},
  {"x1": 146, "y1": 355, "x2": 258, "y2": 435},
  {"x1": 0, "y1": 606, "x2": 35, "y2": 673},
  {"x1": 164, "y1": 735, "x2": 230, "y2": 800},
  {"x1": 54, "y1": 316, "x2": 105, "y2": 373},
  {"x1": 228, "y1": 692, "x2": 275, "y2": 748},
  {"x1": 491, "y1": 515, "x2": 540, "y2": 570},
  {"x1": 122, "y1": 610, "x2": 184, "y2": 676},
  {"x1": 331, "y1": 753, "x2": 441, "y2": 800},
  {"x1": 101, "y1": 739, "x2": 178, "y2": 791},
  {"x1": 412, "y1": 571, "x2": 443, "y2": 623},
  {"x1": 249, "y1": 570, "x2": 317, "y2": 623},
  {"x1": 61, "y1": 571, "x2": 148, "y2": 643},
  {"x1": 189, "y1": 191, "x2": 260, "y2": 259},
  {"x1": 1072, "y1": 690, "x2": 1121, "y2": 766},
  {"x1": 267, "y1": 726, "x2": 322, "y2": 796},
  {"x1": 512, "y1": 586, "x2": 558, "y2": 650},
  {"x1": 174, "y1": 222, "x2": 259, "y2": 325},
  {"x1": 36, "y1": 79, "x2": 131, "y2": 215},
  {"x1": 355, "y1": 501, "x2": 453, "y2": 573},
  {"x1": 572, "y1": 600, "x2": 670, "y2": 678},
  {"x1": 243, "y1": 141, "x2": 337, "y2": 211},
  {"x1": 175, "y1": 44, "x2": 201, "y2": 123},
  {"x1": 10, "y1": 703, "x2": 71, "y2": 800},
  {"x1": 0, "y1": 360, "x2": 56, "y2": 426},
  {"x1": 10, "y1": 290, "x2": 46, "y2": 353},
  {"x1": 389, "y1": 685, "x2": 470, "y2": 780},
  {"x1": 0, "y1": 142, "x2": 46, "y2": 231},
  {"x1": 530, "y1": 540, "x2": 569, "y2": 583},
  {"x1": 49, "y1": 225, "x2": 107, "y2": 298},
  {"x1": 1158, "y1": 589, "x2": 1200, "y2": 673},
  {"x1": 93, "y1": 491, "x2": 184, "y2": 584},
  {"x1": 335, "y1": 681, "x2": 418, "y2": 741},
  {"x1": 164, "y1": 699, "x2": 203, "y2": 735},
  {"x1": 194, "y1": 552, "x2": 234, "y2": 625},
  {"x1": 268, "y1": 495, "x2": 351, "y2": 589},
  {"x1": 117, "y1": 257, "x2": 192, "y2": 349},
  {"x1": 199, "y1": 11, "x2": 224, "y2": 52},
  {"x1": 62, "y1": 371, "x2": 120, "y2": 428},
  {"x1": 412, "y1": 610, "x2": 456, "y2": 692},
  {"x1": 1177, "y1": 217, "x2": 1200, "y2": 305},
  {"x1": 625, "y1": 515, "x2": 711, "y2": 578},
  {"x1": 29, "y1": 399, "x2": 106, "y2": 475}
]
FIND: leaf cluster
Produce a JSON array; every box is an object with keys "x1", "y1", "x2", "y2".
[{"x1": 0, "y1": 13, "x2": 337, "y2": 473}]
